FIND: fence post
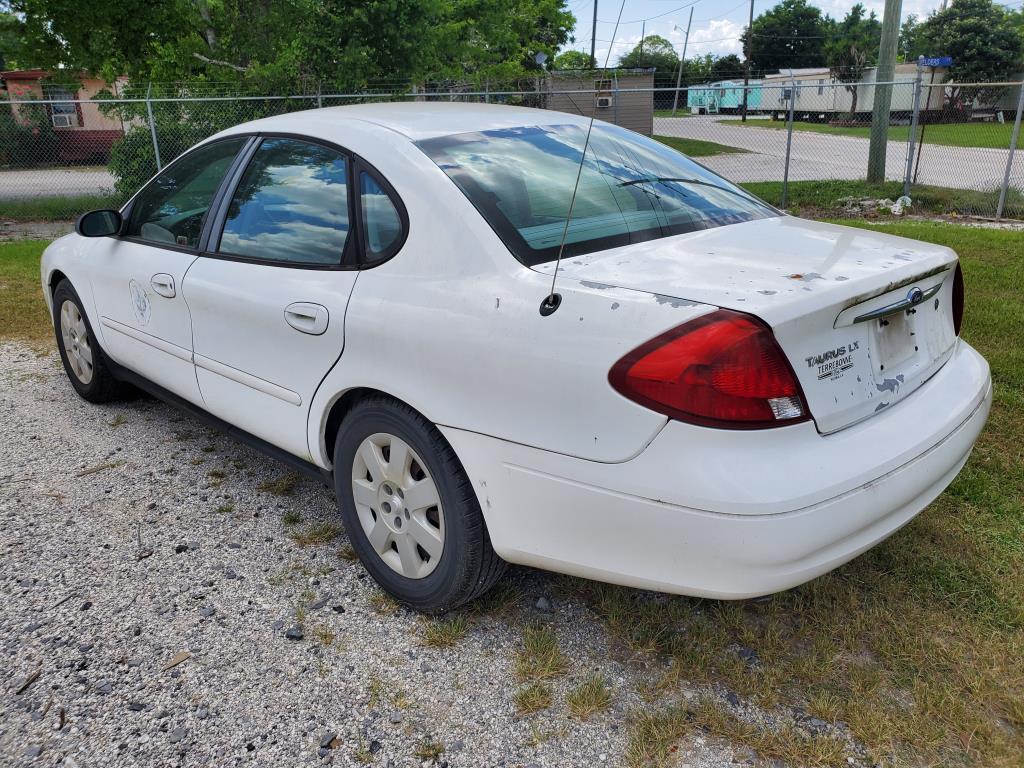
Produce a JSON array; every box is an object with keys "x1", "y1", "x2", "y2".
[
  {"x1": 145, "y1": 83, "x2": 162, "y2": 172},
  {"x1": 996, "y1": 82, "x2": 1024, "y2": 220},
  {"x1": 316, "y1": 85, "x2": 323, "y2": 109},
  {"x1": 903, "y1": 59, "x2": 924, "y2": 198},
  {"x1": 613, "y1": 71, "x2": 620, "y2": 127},
  {"x1": 485, "y1": 79, "x2": 490, "y2": 104},
  {"x1": 781, "y1": 71, "x2": 796, "y2": 209}
]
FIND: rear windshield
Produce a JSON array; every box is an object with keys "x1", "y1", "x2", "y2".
[{"x1": 417, "y1": 122, "x2": 777, "y2": 266}]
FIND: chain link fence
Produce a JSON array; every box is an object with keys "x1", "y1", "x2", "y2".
[{"x1": 2, "y1": 78, "x2": 1022, "y2": 224}]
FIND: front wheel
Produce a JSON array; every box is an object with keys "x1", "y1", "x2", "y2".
[
  {"x1": 52, "y1": 279, "x2": 123, "y2": 403},
  {"x1": 333, "y1": 397, "x2": 505, "y2": 612}
]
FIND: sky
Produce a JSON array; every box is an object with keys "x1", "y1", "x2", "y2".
[{"x1": 562, "y1": 0, "x2": 1024, "y2": 64}]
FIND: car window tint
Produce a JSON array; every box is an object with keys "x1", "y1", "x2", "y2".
[
  {"x1": 126, "y1": 138, "x2": 246, "y2": 248},
  {"x1": 359, "y1": 171, "x2": 403, "y2": 258},
  {"x1": 219, "y1": 138, "x2": 349, "y2": 265},
  {"x1": 417, "y1": 123, "x2": 777, "y2": 266}
]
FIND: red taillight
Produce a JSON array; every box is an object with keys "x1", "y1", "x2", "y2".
[
  {"x1": 609, "y1": 309, "x2": 811, "y2": 429},
  {"x1": 952, "y1": 262, "x2": 964, "y2": 336}
]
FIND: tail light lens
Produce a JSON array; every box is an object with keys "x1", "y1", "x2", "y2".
[
  {"x1": 952, "y1": 262, "x2": 964, "y2": 336},
  {"x1": 609, "y1": 309, "x2": 811, "y2": 429}
]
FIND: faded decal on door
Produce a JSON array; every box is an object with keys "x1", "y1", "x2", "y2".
[{"x1": 129, "y1": 280, "x2": 151, "y2": 326}]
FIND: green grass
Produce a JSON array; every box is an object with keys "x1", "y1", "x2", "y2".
[
  {"x1": 515, "y1": 624, "x2": 569, "y2": 681},
  {"x1": 289, "y1": 521, "x2": 343, "y2": 546},
  {"x1": 513, "y1": 682, "x2": 554, "y2": 715},
  {"x1": 653, "y1": 134, "x2": 748, "y2": 157},
  {"x1": 740, "y1": 178, "x2": 1024, "y2": 219},
  {"x1": 654, "y1": 109, "x2": 697, "y2": 118},
  {"x1": 258, "y1": 472, "x2": 300, "y2": 496},
  {"x1": 1, "y1": 193, "x2": 122, "y2": 222},
  {"x1": 419, "y1": 614, "x2": 472, "y2": 648},
  {"x1": 0, "y1": 240, "x2": 51, "y2": 345},
  {"x1": 720, "y1": 118, "x2": 1016, "y2": 149},
  {"x1": 566, "y1": 674, "x2": 613, "y2": 720}
]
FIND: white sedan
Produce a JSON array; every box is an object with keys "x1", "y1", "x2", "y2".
[{"x1": 41, "y1": 103, "x2": 991, "y2": 612}]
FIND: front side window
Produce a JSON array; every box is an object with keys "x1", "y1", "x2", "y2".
[
  {"x1": 219, "y1": 138, "x2": 350, "y2": 266},
  {"x1": 125, "y1": 138, "x2": 246, "y2": 248},
  {"x1": 418, "y1": 123, "x2": 776, "y2": 266}
]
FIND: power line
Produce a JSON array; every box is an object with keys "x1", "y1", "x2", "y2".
[{"x1": 596, "y1": 0, "x2": 704, "y2": 25}]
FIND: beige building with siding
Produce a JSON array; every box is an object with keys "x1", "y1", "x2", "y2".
[{"x1": 544, "y1": 69, "x2": 655, "y2": 136}]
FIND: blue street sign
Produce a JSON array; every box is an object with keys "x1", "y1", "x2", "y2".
[{"x1": 920, "y1": 56, "x2": 953, "y2": 68}]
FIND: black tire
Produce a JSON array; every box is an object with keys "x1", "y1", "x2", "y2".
[
  {"x1": 333, "y1": 396, "x2": 505, "y2": 613},
  {"x1": 52, "y1": 279, "x2": 123, "y2": 403}
]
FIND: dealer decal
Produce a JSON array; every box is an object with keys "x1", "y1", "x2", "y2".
[{"x1": 805, "y1": 341, "x2": 859, "y2": 380}]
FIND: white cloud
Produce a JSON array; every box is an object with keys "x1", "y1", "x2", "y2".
[{"x1": 678, "y1": 19, "x2": 744, "y2": 57}]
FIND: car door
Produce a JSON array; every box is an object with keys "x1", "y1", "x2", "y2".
[
  {"x1": 87, "y1": 137, "x2": 250, "y2": 403},
  {"x1": 182, "y1": 136, "x2": 407, "y2": 460}
]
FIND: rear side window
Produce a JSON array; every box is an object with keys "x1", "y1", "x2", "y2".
[
  {"x1": 126, "y1": 138, "x2": 246, "y2": 248},
  {"x1": 218, "y1": 137, "x2": 350, "y2": 266},
  {"x1": 359, "y1": 171, "x2": 403, "y2": 258},
  {"x1": 417, "y1": 123, "x2": 776, "y2": 266}
]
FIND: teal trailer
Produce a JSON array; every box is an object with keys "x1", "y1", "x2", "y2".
[{"x1": 687, "y1": 80, "x2": 762, "y2": 114}]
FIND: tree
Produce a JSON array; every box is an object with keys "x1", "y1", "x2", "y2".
[
  {"x1": 8, "y1": 0, "x2": 576, "y2": 90},
  {"x1": 552, "y1": 50, "x2": 595, "y2": 70},
  {"x1": 745, "y1": 0, "x2": 830, "y2": 75},
  {"x1": 826, "y1": 3, "x2": 881, "y2": 115},
  {"x1": 617, "y1": 34, "x2": 682, "y2": 91},
  {"x1": 915, "y1": 0, "x2": 1023, "y2": 102},
  {"x1": 0, "y1": 6, "x2": 25, "y2": 70},
  {"x1": 618, "y1": 35, "x2": 679, "y2": 72},
  {"x1": 898, "y1": 14, "x2": 921, "y2": 63},
  {"x1": 710, "y1": 54, "x2": 744, "y2": 81}
]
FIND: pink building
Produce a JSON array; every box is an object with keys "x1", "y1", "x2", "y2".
[{"x1": 1, "y1": 70, "x2": 126, "y2": 163}]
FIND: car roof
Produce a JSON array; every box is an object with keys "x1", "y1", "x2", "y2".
[{"x1": 231, "y1": 102, "x2": 594, "y2": 143}]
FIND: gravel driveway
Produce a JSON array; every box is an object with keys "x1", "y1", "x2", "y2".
[{"x1": 0, "y1": 342, "x2": 748, "y2": 768}]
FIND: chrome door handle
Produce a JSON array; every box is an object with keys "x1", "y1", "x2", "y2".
[
  {"x1": 284, "y1": 302, "x2": 329, "y2": 335},
  {"x1": 150, "y1": 273, "x2": 176, "y2": 298}
]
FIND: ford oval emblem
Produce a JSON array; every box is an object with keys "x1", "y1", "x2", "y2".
[{"x1": 907, "y1": 286, "x2": 924, "y2": 304}]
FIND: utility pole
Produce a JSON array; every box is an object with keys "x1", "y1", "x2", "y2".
[
  {"x1": 867, "y1": 0, "x2": 903, "y2": 183},
  {"x1": 590, "y1": 0, "x2": 598, "y2": 67},
  {"x1": 639, "y1": 21, "x2": 645, "y2": 67},
  {"x1": 741, "y1": 0, "x2": 755, "y2": 122},
  {"x1": 672, "y1": 7, "x2": 694, "y2": 116}
]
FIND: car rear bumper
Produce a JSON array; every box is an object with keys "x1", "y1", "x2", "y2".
[{"x1": 442, "y1": 340, "x2": 991, "y2": 598}]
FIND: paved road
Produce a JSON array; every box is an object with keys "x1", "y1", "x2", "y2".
[
  {"x1": 0, "y1": 166, "x2": 116, "y2": 201},
  {"x1": 655, "y1": 116, "x2": 1018, "y2": 194}
]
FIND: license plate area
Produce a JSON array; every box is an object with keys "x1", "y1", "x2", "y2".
[{"x1": 873, "y1": 311, "x2": 916, "y2": 372}]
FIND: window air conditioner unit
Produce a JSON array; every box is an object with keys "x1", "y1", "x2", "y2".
[
  {"x1": 52, "y1": 114, "x2": 73, "y2": 128},
  {"x1": 596, "y1": 95, "x2": 613, "y2": 109}
]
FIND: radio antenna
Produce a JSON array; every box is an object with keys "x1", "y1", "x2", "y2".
[{"x1": 540, "y1": 0, "x2": 627, "y2": 316}]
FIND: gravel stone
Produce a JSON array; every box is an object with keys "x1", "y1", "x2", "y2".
[{"x1": 319, "y1": 732, "x2": 337, "y2": 748}]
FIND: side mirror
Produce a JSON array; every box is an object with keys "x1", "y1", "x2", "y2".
[{"x1": 76, "y1": 209, "x2": 123, "y2": 238}]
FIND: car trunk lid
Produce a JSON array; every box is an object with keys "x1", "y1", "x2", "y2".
[{"x1": 534, "y1": 216, "x2": 960, "y2": 433}]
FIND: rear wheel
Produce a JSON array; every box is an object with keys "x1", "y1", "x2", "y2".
[
  {"x1": 52, "y1": 279, "x2": 122, "y2": 403},
  {"x1": 333, "y1": 397, "x2": 504, "y2": 612}
]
